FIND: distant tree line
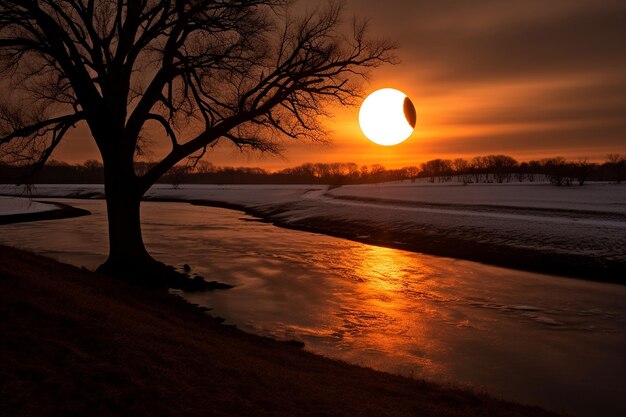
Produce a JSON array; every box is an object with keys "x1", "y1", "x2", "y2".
[
  {"x1": 1, "y1": 154, "x2": 624, "y2": 186},
  {"x1": 417, "y1": 154, "x2": 625, "y2": 186},
  {"x1": 0, "y1": 160, "x2": 419, "y2": 186}
]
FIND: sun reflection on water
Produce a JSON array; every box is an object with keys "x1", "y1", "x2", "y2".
[{"x1": 310, "y1": 242, "x2": 448, "y2": 377}]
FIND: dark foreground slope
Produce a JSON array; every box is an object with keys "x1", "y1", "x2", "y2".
[{"x1": 0, "y1": 245, "x2": 563, "y2": 417}]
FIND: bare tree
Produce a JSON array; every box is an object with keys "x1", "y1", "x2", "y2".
[
  {"x1": 470, "y1": 156, "x2": 486, "y2": 183},
  {"x1": 606, "y1": 153, "x2": 625, "y2": 184},
  {"x1": 515, "y1": 162, "x2": 528, "y2": 182},
  {"x1": 344, "y1": 162, "x2": 359, "y2": 179},
  {"x1": 195, "y1": 160, "x2": 215, "y2": 174},
  {"x1": 452, "y1": 158, "x2": 469, "y2": 183},
  {"x1": 527, "y1": 160, "x2": 541, "y2": 182},
  {"x1": 402, "y1": 165, "x2": 419, "y2": 182},
  {"x1": 167, "y1": 164, "x2": 191, "y2": 189},
  {"x1": 573, "y1": 158, "x2": 594, "y2": 186},
  {"x1": 420, "y1": 159, "x2": 452, "y2": 182},
  {"x1": 542, "y1": 157, "x2": 570, "y2": 186},
  {"x1": 485, "y1": 154, "x2": 518, "y2": 183},
  {"x1": 0, "y1": 0, "x2": 395, "y2": 278}
]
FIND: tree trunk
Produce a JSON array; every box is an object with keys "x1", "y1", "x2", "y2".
[
  {"x1": 100, "y1": 189, "x2": 153, "y2": 270},
  {"x1": 93, "y1": 152, "x2": 222, "y2": 292},
  {"x1": 91, "y1": 132, "x2": 224, "y2": 291},
  {"x1": 97, "y1": 154, "x2": 158, "y2": 278}
]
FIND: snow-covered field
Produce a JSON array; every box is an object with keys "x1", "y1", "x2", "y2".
[
  {"x1": 1, "y1": 182, "x2": 625, "y2": 279},
  {"x1": 328, "y1": 181, "x2": 626, "y2": 214},
  {"x1": 0, "y1": 184, "x2": 322, "y2": 206},
  {"x1": 0, "y1": 196, "x2": 59, "y2": 216},
  {"x1": 3, "y1": 181, "x2": 624, "y2": 214}
]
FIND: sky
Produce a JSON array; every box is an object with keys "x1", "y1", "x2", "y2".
[{"x1": 54, "y1": 0, "x2": 626, "y2": 169}]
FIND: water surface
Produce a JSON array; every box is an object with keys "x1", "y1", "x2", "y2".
[{"x1": 1, "y1": 198, "x2": 625, "y2": 417}]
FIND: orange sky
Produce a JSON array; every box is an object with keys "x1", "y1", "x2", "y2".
[{"x1": 53, "y1": 0, "x2": 626, "y2": 170}]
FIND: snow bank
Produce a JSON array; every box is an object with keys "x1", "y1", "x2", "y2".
[
  {"x1": 328, "y1": 182, "x2": 626, "y2": 214},
  {"x1": 0, "y1": 184, "x2": 324, "y2": 206},
  {"x1": 0, "y1": 197, "x2": 58, "y2": 216},
  {"x1": 145, "y1": 184, "x2": 325, "y2": 206}
]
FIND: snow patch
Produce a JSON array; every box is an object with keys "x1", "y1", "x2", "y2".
[{"x1": 0, "y1": 197, "x2": 57, "y2": 216}]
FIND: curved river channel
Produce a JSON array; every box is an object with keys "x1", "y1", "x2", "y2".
[{"x1": 1, "y1": 199, "x2": 625, "y2": 417}]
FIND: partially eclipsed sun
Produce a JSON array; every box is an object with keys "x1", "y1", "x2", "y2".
[{"x1": 359, "y1": 88, "x2": 416, "y2": 146}]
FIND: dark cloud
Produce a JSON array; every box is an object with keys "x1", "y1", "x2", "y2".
[
  {"x1": 417, "y1": 120, "x2": 626, "y2": 157},
  {"x1": 441, "y1": 77, "x2": 626, "y2": 126},
  {"x1": 352, "y1": 0, "x2": 626, "y2": 82},
  {"x1": 418, "y1": 8, "x2": 626, "y2": 83},
  {"x1": 338, "y1": 0, "x2": 626, "y2": 159}
]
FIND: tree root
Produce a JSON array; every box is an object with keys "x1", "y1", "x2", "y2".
[{"x1": 97, "y1": 258, "x2": 233, "y2": 292}]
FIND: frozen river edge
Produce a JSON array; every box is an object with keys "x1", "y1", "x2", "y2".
[{"x1": 193, "y1": 201, "x2": 626, "y2": 284}]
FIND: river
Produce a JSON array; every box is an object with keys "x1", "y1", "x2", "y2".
[{"x1": 1, "y1": 198, "x2": 624, "y2": 417}]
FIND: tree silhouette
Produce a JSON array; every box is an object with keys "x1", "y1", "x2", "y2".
[
  {"x1": 606, "y1": 154, "x2": 625, "y2": 184},
  {"x1": 543, "y1": 157, "x2": 569, "y2": 186},
  {"x1": 485, "y1": 154, "x2": 518, "y2": 183},
  {"x1": 0, "y1": 0, "x2": 394, "y2": 278}
]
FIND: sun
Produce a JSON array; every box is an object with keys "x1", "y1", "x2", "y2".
[{"x1": 359, "y1": 88, "x2": 416, "y2": 146}]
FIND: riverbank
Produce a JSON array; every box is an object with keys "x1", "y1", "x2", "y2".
[
  {"x1": 239, "y1": 203, "x2": 626, "y2": 284},
  {"x1": 0, "y1": 244, "x2": 564, "y2": 417}
]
